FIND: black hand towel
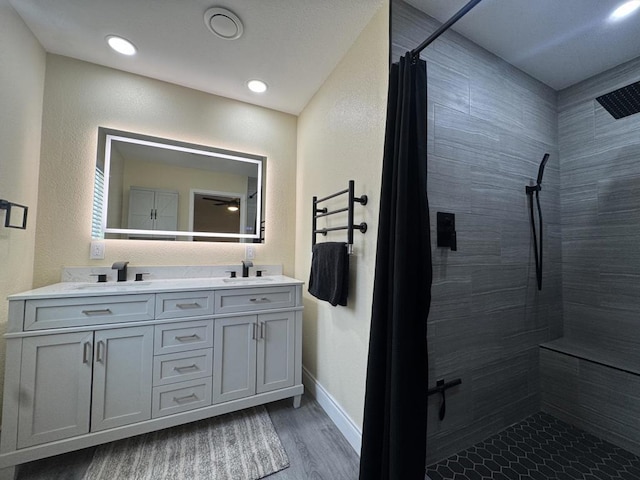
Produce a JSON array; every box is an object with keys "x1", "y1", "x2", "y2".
[{"x1": 308, "y1": 242, "x2": 349, "y2": 306}]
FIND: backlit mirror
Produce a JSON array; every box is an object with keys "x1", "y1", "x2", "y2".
[{"x1": 93, "y1": 128, "x2": 265, "y2": 242}]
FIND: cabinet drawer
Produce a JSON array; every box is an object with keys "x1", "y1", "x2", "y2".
[
  {"x1": 24, "y1": 295, "x2": 155, "y2": 330},
  {"x1": 214, "y1": 286, "x2": 296, "y2": 314},
  {"x1": 152, "y1": 378, "x2": 212, "y2": 418},
  {"x1": 155, "y1": 291, "x2": 214, "y2": 320},
  {"x1": 154, "y1": 320, "x2": 214, "y2": 355},
  {"x1": 153, "y1": 348, "x2": 213, "y2": 386}
]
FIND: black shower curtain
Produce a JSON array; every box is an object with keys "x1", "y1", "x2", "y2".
[{"x1": 359, "y1": 53, "x2": 432, "y2": 480}]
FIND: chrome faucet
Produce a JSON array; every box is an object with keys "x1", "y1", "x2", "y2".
[
  {"x1": 241, "y1": 260, "x2": 253, "y2": 278},
  {"x1": 112, "y1": 261, "x2": 129, "y2": 282}
]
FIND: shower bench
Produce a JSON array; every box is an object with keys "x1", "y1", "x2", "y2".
[{"x1": 540, "y1": 337, "x2": 640, "y2": 457}]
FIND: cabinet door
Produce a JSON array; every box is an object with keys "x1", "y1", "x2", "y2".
[
  {"x1": 17, "y1": 332, "x2": 93, "y2": 448},
  {"x1": 154, "y1": 191, "x2": 178, "y2": 231},
  {"x1": 256, "y1": 311, "x2": 295, "y2": 394},
  {"x1": 127, "y1": 187, "x2": 155, "y2": 230},
  {"x1": 91, "y1": 326, "x2": 153, "y2": 431},
  {"x1": 213, "y1": 315, "x2": 257, "y2": 404}
]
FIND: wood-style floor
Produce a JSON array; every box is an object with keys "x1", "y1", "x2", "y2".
[{"x1": 16, "y1": 395, "x2": 360, "y2": 480}]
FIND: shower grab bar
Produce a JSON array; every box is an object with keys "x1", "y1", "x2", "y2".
[
  {"x1": 312, "y1": 180, "x2": 368, "y2": 254},
  {"x1": 428, "y1": 378, "x2": 462, "y2": 421}
]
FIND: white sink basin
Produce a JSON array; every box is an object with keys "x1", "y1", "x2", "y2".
[
  {"x1": 73, "y1": 281, "x2": 151, "y2": 290},
  {"x1": 222, "y1": 277, "x2": 274, "y2": 284}
]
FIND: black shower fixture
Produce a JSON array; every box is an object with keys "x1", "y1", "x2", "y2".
[
  {"x1": 526, "y1": 154, "x2": 549, "y2": 291},
  {"x1": 596, "y1": 80, "x2": 640, "y2": 119},
  {"x1": 436, "y1": 212, "x2": 457, "y2": 251}
]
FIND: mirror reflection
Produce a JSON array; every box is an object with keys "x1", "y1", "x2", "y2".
[{"x1": 93, "y1": 128, "x2": 265, "y2": 242}]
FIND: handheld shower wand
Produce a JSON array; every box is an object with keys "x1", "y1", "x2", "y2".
[
  {"x1": 536, "y1": 153, "x2": 549, "y2": 186},
  {"x1": 526, "y1": 153, "x2": 549, "y2": 291}
]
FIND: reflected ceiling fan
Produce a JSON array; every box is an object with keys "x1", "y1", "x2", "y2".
[{"x1": 202, "y1": 196, "x2": 240, "y2": 212}]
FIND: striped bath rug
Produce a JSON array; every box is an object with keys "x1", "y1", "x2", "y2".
[{"x1": 83, "y1": 406, "x2": 289, "y2": 480}]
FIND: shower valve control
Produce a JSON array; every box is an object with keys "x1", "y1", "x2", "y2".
[{"x1": 437, "y1": 212, "x2": 457, "y2": 251}]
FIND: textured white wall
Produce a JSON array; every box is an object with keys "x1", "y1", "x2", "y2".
[
  {"x1": 295, "y1": 5, "x2": 389, "y2": 427},
  {"x1": 34, "y1": 55, "x2": 297, "y2": 287},
  {"x1": 0, "y1": 0, "x2": 46, "y2": 415}
]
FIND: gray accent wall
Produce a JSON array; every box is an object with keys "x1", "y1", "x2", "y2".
[
  {"x1": 558, "y1": 56, "x2": 640, "y2": 362},
  {"x1": 537, "y1": 53, "x2": 640, "y2": 457},
  {"x1": 392, "y1": 1, "x2": 563, "y2": 464}
]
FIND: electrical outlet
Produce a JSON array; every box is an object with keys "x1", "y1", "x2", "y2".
[
  {"x1": 90, "y1": 241, "x2": 105, "y2": 260},
  {"x1": 245, "y1": 245, "x2": 255, "y2": 261}
]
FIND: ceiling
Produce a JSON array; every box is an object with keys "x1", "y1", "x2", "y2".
[
  {"x1": 10, "y1": 0, "x2": 383, "y2": 115},
  {"x1": 406, "y1": 0, "x2": 640, "y2": 91},
  {"x1": 11, "y1": 1, "x2": 640, "y2": 113}
]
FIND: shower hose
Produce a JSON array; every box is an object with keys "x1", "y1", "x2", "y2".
[{"x1": 527, "y1": 188, "x2": 543, "y2": 291}]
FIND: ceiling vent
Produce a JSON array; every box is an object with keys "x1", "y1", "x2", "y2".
[{"x1": 204, "y1": 7, "x2": 244, "y2": 40}]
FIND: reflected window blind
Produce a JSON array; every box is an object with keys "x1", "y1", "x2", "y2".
[{"x1": 92, "y1": 167, "x2": 104, "y2": 238}]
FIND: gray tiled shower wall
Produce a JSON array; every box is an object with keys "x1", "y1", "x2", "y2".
[
  {"x1": 540, "y1": 53, "x2": 640, "y2": 455},
  {"x1": 392, "y1": 1, "x2": 562, "y2": 464},
  {"x1": 394, "y1": 0, "x2": 640, "y2": 466},
  {"x1": 558, "y1": 56, "x2": 640, "y2": 362}
]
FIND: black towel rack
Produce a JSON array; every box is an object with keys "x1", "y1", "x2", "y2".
[
  {"x1": 0, "y1": 199, "x2": 28, "y2": 230},
  {"x1": 312, "y1": 180, "x2": 367, "y2": 254}
]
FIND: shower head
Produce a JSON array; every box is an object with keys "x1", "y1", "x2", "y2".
[
  {"x1": 536, "y1": 153, "x2": 550, "y2": 186},
  {"x1": 596, "y1": 80, "x2": 640, "y2": 119}
]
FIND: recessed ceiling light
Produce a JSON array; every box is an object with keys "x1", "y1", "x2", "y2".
[
  {"x1": 106, "y1": 35, "x2": 137, "y2": 55},
  {"x1": 247, "y1": 80, "x2": 268, "y2": 93},
  {"x1": 610, "y1": 0, "x2": 640, "y2": 21}
]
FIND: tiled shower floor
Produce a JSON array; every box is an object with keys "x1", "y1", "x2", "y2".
[{"x1": 426, "y1": 412, "x2": 640, "y2": 480}]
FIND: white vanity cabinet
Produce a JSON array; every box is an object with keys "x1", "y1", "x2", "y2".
[
  {"x1": 17, "y1": 332, "x2": 93, "y2": 448},
  {"x1": 16, "y1": 326, "x2": 153, "y2": 448},
  {"x1": 127, "y1": 187, "x2": 178, "y2": 234},
  {"x1": 91, "y1": 326, "x2": 154, "y2": 431},
  {"x1": 0, "y1": 276, "x2": 304, "y2": 476},
  {"x1": 213, "y1": 311, "x2": 296, "y2": 404}
]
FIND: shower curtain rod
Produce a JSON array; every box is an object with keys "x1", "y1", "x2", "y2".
[{"x1": 410, "y1": 0, "x2": 483, "y2": 59}]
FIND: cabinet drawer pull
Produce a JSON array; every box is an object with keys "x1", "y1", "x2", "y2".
[
  {"x1": 173, "y1": 364, "x2": 198, "y2": 372},
  {"x1": 175, "y1": 334, "x2": 200, "y2": 342},
  {"x1": 249, "y1": 297, "x2": 269, "y2": 302},
  {"x1": 81, "y1": 309, "x2": 112, "y2": 316},
  {"x1": 173, "y1": 393, "x2": 198, "y2": 403},
  {"x1": 176, "y1": 303, "x2": 201, "y2": 309},
  {"x1": 82, "y1": 341, "x2": 92, "y2": 364}
]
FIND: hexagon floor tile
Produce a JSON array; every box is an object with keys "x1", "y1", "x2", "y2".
[{"x1": 426, "y1": 412, "x2": 640, "y2": 480}]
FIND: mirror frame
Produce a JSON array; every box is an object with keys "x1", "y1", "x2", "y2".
[{"x1": 94, "y1": 127, "x2": 266, "y2": 242}]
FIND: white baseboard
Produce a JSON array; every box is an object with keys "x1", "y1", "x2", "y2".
[{"x1": 302, "y1": 366, "x2": 362, "y2": 455}]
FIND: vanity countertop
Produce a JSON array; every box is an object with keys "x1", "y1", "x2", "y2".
[{"x1": 9, "y1": 275, "x2": 304, "y2": 300}]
